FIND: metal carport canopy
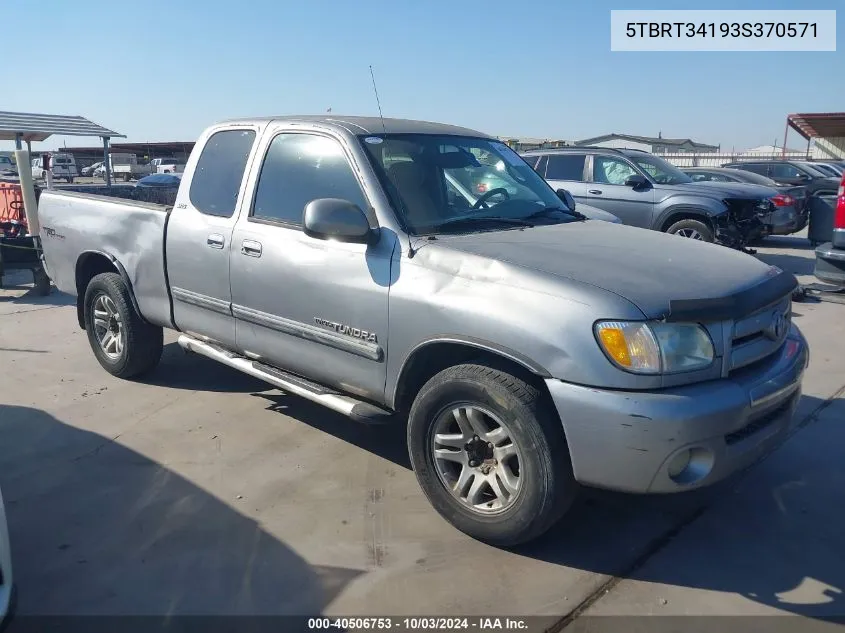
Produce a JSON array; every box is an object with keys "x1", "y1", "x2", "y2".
[
  {"x1": 0, "y1": 110, "x2": 125, "y2": 186},
  {"x1": 787, "y1": 112, "x2": 845, "y2": 140},
  {"x1": 0, "y1": 111, "x2": 124, "y2": 142}
]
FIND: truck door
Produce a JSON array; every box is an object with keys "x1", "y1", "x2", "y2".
[
  {"x1": 229, "y1": 128, "x2": 392, "y2": 402},
  {"x1": 165, "y1": 126, "x2": 260, "y2": 349}
]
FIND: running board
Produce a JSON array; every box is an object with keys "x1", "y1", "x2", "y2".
[{"x1": 176, "y1": 334, "x2": 394, "y2": 424}]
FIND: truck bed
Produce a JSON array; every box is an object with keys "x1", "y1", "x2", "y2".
[{"x1": 37, "y1": 190, "x2": 173, "y2": 328}]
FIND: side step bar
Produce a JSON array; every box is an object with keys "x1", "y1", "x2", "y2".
[{"x1": 177, "y1": 334, "x2": 394, "y2": 424}]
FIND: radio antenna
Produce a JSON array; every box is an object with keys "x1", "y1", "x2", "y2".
[
  {"x1": 369, "y1": 65, "x2": 388, "y2": 135},
  {"x1": 369, "y1": 65, "x2": 417, "y2": 258}
]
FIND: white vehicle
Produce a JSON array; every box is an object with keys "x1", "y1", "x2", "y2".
[
  {"x1": 150, "y1": 157, "x2": 186, "y2": 174},
  {"x1": 0, "y1": 486, "x2": 14, "y2": 626},
  {"x1": 0, "y1": 155, "x2": 15, "y2": 175},
  {"x1": 100, "y1": 153, "x2": 152, "y2": 182},
  {"x1": 31, "y1": 152, "x2": 77, "y2": 183}
]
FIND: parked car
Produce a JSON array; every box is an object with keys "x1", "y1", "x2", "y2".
[
  {"x1": 682, "y1": 167, "x2": 807, "y2": 236},
  {"x1": 722, "y1": 160, "x2": 840, "y2": 198},
  {"x1": 808, "y1": 162, "x2": 844, "y2": 177},
  {"x1": 30, "y1": 153, "x2": 77, "y2": 183},
  {"x1": 81, "y1": 161, "x2": 103, "y2": 177},
  {"x1": 38, "y1": 115, "x2": 808, "y2": 547},
  {"x1": 814, "y1": 171, "x2": 845, "y2": 287},
  {"x1": 523, "y1": 148, "x2": 769, "y2": 248},
  {"x1": 0, "y1": 485, "x2": 15, "y2": 627},
  {"x1": 135, "y1": 173, "x2": 182, "y2": 188},
  {"x1": 149, "y1": 157, "x2": 186, "y2": 174},
  {"x1": 0, "y1": 156, "x2": 15, "y2": 176}
]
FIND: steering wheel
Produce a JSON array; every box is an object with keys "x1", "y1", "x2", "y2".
[{"x1": 472, "y1": 187, "x2": 510, "y2": 210}]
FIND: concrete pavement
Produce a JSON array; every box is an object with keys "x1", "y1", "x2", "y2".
[{"x1": 0, "y1": 230, "x2": 842, "y2": 632}]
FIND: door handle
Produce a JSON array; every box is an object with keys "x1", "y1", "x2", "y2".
[
  {"x1": 241, "y1": 240, "x2": 263, "y2": 257},
  {"x1": 207, "y1": 234, "x2": 225, "y2": 249},
  {"x1": 588, "y1": 189, "x2": 603, "y2": 195}
]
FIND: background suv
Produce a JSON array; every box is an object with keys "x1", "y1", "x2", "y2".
[
  {"x1": 522, "y1": 147, "x2": 773, "y2": 244},
  {"x1": 722, "y1": 160, "x2": 840, "y2": 197}
]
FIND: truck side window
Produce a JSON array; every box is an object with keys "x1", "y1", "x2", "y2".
[
  {"x1": 189, "y1": 129, "x2": 256, "y2": 217},
  {"x1": 251, "y1": 133, "x2": 368, "y2": 226}
]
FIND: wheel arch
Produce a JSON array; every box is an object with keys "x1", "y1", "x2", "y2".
[
  {"x1": 657, "y1": 206, "x2": 719, "y2": 233},
  {"x1": 391, "y1": 337, "x2": 551, "y2": 414},
  {"x1": 74, "y1": 251, "x2": 144, "y2": 329}
]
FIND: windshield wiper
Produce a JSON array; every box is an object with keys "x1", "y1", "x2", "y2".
[
  {"x1": 426, "y1": 216, "x2": 535, "y2": 233},
  {"x1": 524, "y1": 206, "x2": 587, "y2": 222}
]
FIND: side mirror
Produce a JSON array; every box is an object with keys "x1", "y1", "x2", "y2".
[
  {"x1": 555, "y1": 188, "x2": 577, "y2": 212},
  {"x1": 624, "y1": 174, "x2": 649, "y2": 188},
  {"x1": 303, "y1": 198, "x2": 375, "y2": 244}
]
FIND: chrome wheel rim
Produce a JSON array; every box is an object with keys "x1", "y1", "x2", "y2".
[
  {"x1": 92, "y1": 294, "x2": 124, "y2": 359},
  {"x1": 431, "y1": 405, "x2": 523, "y2": 515},
  {"x1": 676, "y1": 228, "x2": 703, "y2": 240}
]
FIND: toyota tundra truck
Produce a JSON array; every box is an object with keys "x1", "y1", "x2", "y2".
[{"x1": 36, "y1": 116, "x2": 809, "y2": 546}]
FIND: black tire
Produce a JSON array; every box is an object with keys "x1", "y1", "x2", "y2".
[
  {"x1": 407, "y1": 363, "x2": 577, "y2": 546},
  {"x1": 665, "y1": 218, "x2": 714, "y2": 242},
  {"x1": 83, "y1": 272, "x2": 163, "y2": 378}
]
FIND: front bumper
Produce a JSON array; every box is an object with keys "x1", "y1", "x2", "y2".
[{"x1": 546, "y1": 325, "x2": 808, "y2": 494}]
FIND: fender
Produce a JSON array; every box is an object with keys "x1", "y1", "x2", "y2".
[
  {"x1": 75, "y1": 250, "x2": 147, "y2": 329},
  {"x1": 390, "y1": 335, "x2": 552, "y2": 409},
  {"x1": 653, "y1": 202, "x2": 728, "y2": 232}
]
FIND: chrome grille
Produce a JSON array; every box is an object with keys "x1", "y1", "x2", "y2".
[{"x1": 728, "y1": 294, "x2": 791, "y2": 373}]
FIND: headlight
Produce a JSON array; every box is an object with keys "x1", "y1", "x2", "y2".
[{"x1": 595, "y1": 321, "x2": 715, "y2": 374}]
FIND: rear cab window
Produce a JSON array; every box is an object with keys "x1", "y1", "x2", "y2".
[{"x1": 189, "y1": 129, "x2": 257, "y2": 217}]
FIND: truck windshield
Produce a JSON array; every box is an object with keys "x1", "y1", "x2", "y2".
[
  {"x1": 359, "y1": 134, "x2": 573, "y2": 234},
  {"x1": 627, "y1": 153, "x2": 692, "y2": 185}
]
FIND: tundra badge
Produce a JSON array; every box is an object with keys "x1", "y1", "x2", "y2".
[{"x1": 314, "y1": 317, "x2": 378, "y2": 343}]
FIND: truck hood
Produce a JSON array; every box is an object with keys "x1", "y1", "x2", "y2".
[{"x1": 431, "y1": 221, "x2": 783, "y2": 319}]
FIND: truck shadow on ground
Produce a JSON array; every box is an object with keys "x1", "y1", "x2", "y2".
[
  {"x1": 516, "y1": 393, "x2": 845, "y2": 620},
  {"x1": 0, "y1": 404, "x2": 363, "y2": 620},
  {"x1": 0, "y1": 285, "x2": 74, "y2": 309},
  {"x1": 138, "y1": 343, "x2": 270, "y2": 393},
  {"x1": 254, "y1": 392, "x2": 412, "y2": 471}
]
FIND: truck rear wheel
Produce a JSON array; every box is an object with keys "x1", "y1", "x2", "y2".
[
  {"x1": 407, "y1": 364, "x2": 576, "y2": 546},
  {"x1": 83, "y1": 272, "x2": 163, "y2": 379}
]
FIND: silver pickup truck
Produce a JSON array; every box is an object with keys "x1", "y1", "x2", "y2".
[{"x1": 37, "y1": 116, "x2": 809, "y2": 546}]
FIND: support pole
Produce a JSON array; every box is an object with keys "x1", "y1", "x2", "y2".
[
  {"x1": 15, "y1": 154, "x2": 39, "y2": 237},
  {"x1": 782, "y1": 118, "x2": 789, "y2": 158},
  {"x1": 103, "y1": 136, "x2": 112, "y2": 186}
]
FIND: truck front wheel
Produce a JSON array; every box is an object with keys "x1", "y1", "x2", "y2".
[
  {"x1": 83, "y1": 272, "x2": 163, "y2": 379},
  {"x1": 407, "y1": 364, "x2": 577, "y2": 546}
]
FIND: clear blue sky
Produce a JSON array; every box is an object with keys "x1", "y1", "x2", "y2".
[{"x1": 2, "y1": 0, "x2": 841, "y2": 152}]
